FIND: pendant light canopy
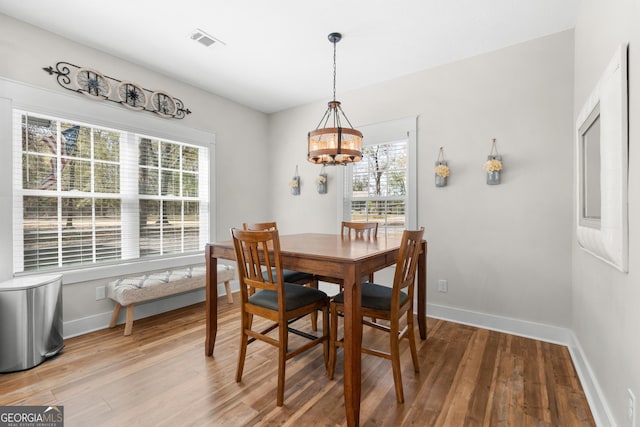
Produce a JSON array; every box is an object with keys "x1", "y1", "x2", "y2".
[{"x1": 308, "y1": 32, "x2": 363, "y2": 165}]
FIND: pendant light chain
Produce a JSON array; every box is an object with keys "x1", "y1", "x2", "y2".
[{"x1": 332, "y1": 39, "x2": 337, "y2": 102}]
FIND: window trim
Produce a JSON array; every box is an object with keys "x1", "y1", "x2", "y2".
[
  {"x1": 337, "y1": 116, "x2": 417, "y2": 231},
  {"x1": 2, "y1": 78, "x2": 216, "y2": 284}
]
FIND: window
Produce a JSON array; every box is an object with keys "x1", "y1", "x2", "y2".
[
  {"x1": 137, "y1": 137, "x2": 203, "y2": 256},
  {"x1": 13, "y1": 111, "x2": 209, "y2": 273},
  {"x1": 342, "y1": 118, "x2": 416, "y2": 237}
]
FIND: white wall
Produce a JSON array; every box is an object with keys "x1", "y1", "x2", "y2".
[
  {"x1": 0, "y1": 14, "x2": 269, "y2": 327},
  {"x1": 269, "y1": 30, "x2": 575, "y2": 327},
  {"x1": 573, "y1": 0, "x2": 640, "y2": 425}
]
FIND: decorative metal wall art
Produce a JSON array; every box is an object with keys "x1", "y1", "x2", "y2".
[
  {"x1": 43, "y1": 61, "x2": 192, "y2": 119},
  {"x1": 116, "y1": 81, "x2": 147, "y2": 111},
  {"x1": 75, "y1": 67, "x2": 111, "y2": 100}
]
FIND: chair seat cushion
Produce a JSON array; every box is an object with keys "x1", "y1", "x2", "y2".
[
  {"x1": 249, "y1": 283, "x2": 327, "y2": 311},
  {"x1": 333, "y1": 282, "x2": 408, "y2": 311},
  {"x1": 262, "y1": 268, "x2": 314, "y2": 284}
]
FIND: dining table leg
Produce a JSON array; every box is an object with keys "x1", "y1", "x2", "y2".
[
  {"x1": 417, "y1": 240, "x2": 427, "y2": 339},
  {"x1": 205, "y1": 244, "x2": 218, "y2": 356},
  {"x1": 342, "y1": 263, "x2": 362, "y2": 426}
]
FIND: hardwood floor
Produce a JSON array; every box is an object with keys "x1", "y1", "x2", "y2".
[{"x1": 0, "y1": 296, "x2": 594, "y2": 426}]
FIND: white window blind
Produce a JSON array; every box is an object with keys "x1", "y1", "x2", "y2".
[
  {"x1": 12, "y1": 110, "x2": 209, "y2": 273},
  {"x1": 345, "y1": 140, "x2": 408, "y2": 237}
]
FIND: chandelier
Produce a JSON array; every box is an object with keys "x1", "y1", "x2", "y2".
[{"x1": 307, "y1": 32, "x2": 363, "y2": 165}]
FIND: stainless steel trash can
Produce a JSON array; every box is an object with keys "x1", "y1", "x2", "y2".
[{"x1": 0, "y1": 274, "x2": 64, "y2": 372}]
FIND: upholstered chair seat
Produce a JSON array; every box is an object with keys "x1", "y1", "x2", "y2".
[
  {"x1": 331, "y1": 282, "x2": 409, "y2": 311},
  {"x1": 249, "y1": 282, "x2": 328, "y2": 311},
  {"x1": 264, "y1": 268, "x2": 315, "y2": 284}
]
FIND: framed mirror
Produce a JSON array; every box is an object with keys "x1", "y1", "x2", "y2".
[
  {"x1": 575, "y1": 43, "x2": 628, "y2": 272},
  {"x1": 578, "y1": 103, "x2": 601, "y2": 229}
]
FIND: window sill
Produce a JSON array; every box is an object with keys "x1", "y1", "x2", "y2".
[{"x1": 15, "y1": 253, "x2": 206, "y2": 285}]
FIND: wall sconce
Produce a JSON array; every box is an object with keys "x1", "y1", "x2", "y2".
[
  {"x1": 483, "y1": 138, "x2": 503, "y2": 185},
  {"x1": 289, "y1": 165, "x2": 300, "y2": 195},
  {"x1": 435, "y1": 147, "x2": 449, "y2": 187},
  {"x1": 316, "y1": 166, "x2": 328, "y2": 194},
  {"x1": 434, "y1": 147, "x2": 449, "y2": 187}
]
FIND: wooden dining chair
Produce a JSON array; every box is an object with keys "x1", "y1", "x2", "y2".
[
  {"x1": 328, "y1": 227, "x2": 424, "y2": 403},
  {"x1": 341, "y1": 220, "x2": 379, "y2": 239},
  {"x1": 231, "y1": 227, "x2": 330, "y2": 407},
  {"x1": 243, "y1": 222, "x2": 318, "y2": 287},
  {"x1": 343, "y1": 221, "x2": 378, "y2": 283},
  {"x1": 244, "y1": 222, "x2": 320, "y2": 330},
  {"x1": 318, "y1": 221, "x2": 379, "y2": 288}
]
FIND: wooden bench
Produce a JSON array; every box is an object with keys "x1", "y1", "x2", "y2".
[{"x1": 107, "y1": 264, "x2": 235, "y2": 336}]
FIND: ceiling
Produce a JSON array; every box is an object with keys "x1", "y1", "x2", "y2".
[{"x1": 0, "y1": 0, "x2": 577, "y2": 114}]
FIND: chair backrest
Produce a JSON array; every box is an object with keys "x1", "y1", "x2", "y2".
[
  {"x1": 391, "y1": 228, "x2": 425, "y2": 309},
  {"x1": 243, "y1": 222, "x2": 277, "y2": 231},
  {"x1": 231, "y1": 227, "x2": 284, "y2": 305},
  {"x1": 341, "y1": 221, "x2": 379, "y2": 239}
]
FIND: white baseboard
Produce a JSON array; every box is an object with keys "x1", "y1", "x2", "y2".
[
  {"x1": 63, "y1": 280, "x2": 239, "y2": 338},
  {"x1": 567, "y1": 331, "x2": 616, "y2": 427},
  {"x1": 427, "y1": 303, "x2": 612, "y2": 427},
  {"x1": 426, "y1": 303, "x2": 571, "y2": 344}
]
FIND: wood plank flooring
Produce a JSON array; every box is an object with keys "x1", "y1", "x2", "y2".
[{"x1": 0, "y1": 297, "x2": 595, "y2": 426}]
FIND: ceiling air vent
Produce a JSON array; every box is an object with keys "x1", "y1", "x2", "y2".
[{"x1": 189, "y1": 28, "x2": 225, "y2": 48}]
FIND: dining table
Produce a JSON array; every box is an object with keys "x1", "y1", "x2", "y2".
[{"x1": 204, "y1": 233, "x2": 427, "y2": 427}]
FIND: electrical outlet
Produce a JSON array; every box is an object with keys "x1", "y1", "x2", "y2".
[
  {"x1": 438, "y1": 279, "x2": 448, "y2": 293},
  {"x1": 95, "y1": 286, "x2": 106, "y2": 300},
  {"x1": 628, "y1": 389, "x2": 636, "y2": 426}
]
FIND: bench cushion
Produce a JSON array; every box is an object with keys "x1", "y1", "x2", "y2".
[{"x1": 107, "y1": 264, "x2": 234, "y2": 306}]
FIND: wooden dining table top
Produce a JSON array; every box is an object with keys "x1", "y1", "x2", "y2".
[
  {"x1": 276, "y1": 232, "x2": 403, "y2": 255},
  {"x1": 209, "y1": 232, "x2": 402, "y2": 258}
]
